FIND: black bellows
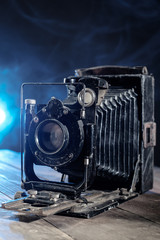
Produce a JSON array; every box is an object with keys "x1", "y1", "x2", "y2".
[{"x1": 96, "y1": 87, "x2": 139, "y2": 184}]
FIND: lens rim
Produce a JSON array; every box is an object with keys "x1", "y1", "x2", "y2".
[
  {"x1": 28, "y1": 104, "x2": 84, "y2": 167},
  {"x1": 35, "y1": 119, "x2": 69, "y2": 155}
]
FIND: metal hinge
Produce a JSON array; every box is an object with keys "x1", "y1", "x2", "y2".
[{"x1": 143, "y1": 122, "x2": 156, "y2": 148}]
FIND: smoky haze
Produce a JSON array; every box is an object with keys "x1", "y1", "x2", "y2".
[{"x1": 0, "y1": 0, "x2": 160, "y2": 166}]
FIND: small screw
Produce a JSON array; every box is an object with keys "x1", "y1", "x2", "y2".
[
  {"x1": 33, "y1": 117, "x2": 39, "y2": 123},
  {"x1": 42, "y1": 107, "x2": 46, "y2": 113},
  {"x1": 69, "y1": 153, "x2": 73, "y2": 158},
  {"x1": 28, "y1": 189, "x2": 37, "y2": 198},
  {"x1": 35, "y1": 151, "x2": 38, "y2": 156}
]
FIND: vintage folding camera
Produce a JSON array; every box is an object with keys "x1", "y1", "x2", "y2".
[{"x1": 2, "y1": 65, "x2": 156, "y2": 218}]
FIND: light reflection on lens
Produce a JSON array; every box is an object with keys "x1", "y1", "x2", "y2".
[{"x1": 36, "y1": 121, "x2": 65, "y2": 154}]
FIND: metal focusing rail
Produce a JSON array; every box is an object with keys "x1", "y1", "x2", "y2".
[{"x1": 2, "y1": 189, "x2": 138, "y2": 218}]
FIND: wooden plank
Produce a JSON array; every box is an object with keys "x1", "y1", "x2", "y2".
[
  {"x1": 119, "y1": 192, "x2": 160, "y2": 224},
  {"x1": 44, "y1": 206, "x2": 160, "y2": 240},
  {"x1": 0, "y1": 150, "x2": 21, "y2": 170},
  {"x1": 0, "y1": 150, "x2": 160, "y2": 240},
  {"x1": 0, "y1": 151, "x2": 21, "y2": 201},
  {"x1": 0, "y1": 218, "x2": 73, "y2": 240},
  {"x1": 152, "y1": 167, "x2": 160, "y2": 194}
]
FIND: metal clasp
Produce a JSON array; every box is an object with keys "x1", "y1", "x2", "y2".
[{"x1": 143, "y1": 122, "x2": 156, "y2": 148}]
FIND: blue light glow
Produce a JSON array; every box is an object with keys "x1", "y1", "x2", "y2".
[
  {"x1": 0, "y1": 67, "x2": 20, "y2": 146},
  {"x1": 0, "y1": 99, "x2": 17, "y2": 144},
  {"x1": 0, "y1": 102, "x2": 12, "y2": 131},
  {"x1": 0, "y1": 108, "x2": 6, "y2": 125}
]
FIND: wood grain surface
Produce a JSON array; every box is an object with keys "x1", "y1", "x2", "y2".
[{"x1": 0, "y1": 150, "x2": 160, "y2": 240}]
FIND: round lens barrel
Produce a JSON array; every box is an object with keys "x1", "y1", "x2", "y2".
[{"x1": 35, "y1": 120, "x2": 68, "y2": 154}]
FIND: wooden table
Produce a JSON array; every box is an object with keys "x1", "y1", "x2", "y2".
[{"x1": 0, "y1": 150, "x2": 160, "y2": 240}]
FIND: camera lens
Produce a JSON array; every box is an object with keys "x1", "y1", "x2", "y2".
[
  {"x1": 35, "y1": 120, "x2": 68, "y2": 154},
  {"x1": 40, "y1": 122, "x2": 63, "y2": 152}
]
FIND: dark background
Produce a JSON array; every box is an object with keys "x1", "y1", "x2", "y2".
[{"x1": 0, "y1": 0, "x2": 159, "y2": 166}]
